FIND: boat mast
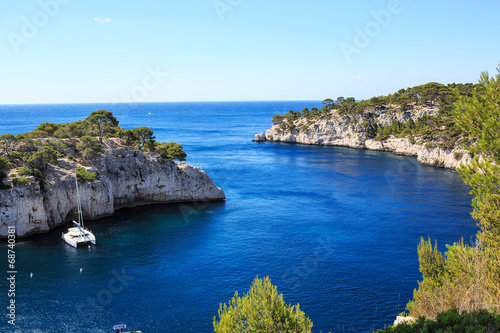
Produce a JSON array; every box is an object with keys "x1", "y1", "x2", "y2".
[{"x1": 75, "y1": 169, "x2": 84, "y2": 230}]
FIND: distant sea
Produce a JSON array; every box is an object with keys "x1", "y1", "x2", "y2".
[{"x1": 0, "y1": 102, "x2": 477, "y2": 332}]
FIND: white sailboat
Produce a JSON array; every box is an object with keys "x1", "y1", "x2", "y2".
[{"x1": 62, "y1": 170, "x2": 96, "y2": 248}]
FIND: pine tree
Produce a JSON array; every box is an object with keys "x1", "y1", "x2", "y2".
[
  {"x1": 213, "y1": 276, "x2": 313, "y2": 333},
  {"x1": 454, "y1": 67, "x2": 500, "y2": 281}
]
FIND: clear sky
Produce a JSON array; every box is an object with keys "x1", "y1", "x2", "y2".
[{"x1": 1, "y1": 0, "x2": 499, "y2": 104}]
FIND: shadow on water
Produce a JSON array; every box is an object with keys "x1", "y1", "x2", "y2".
[{"x1": 11, "y1": 201, "x2": 227, "y2": 249}]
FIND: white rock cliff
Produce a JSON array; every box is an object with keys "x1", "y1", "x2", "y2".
[
  {"x1": 255, "y1": 105, "x2": 471, "y2": 170},
  {"x1": 0, "y1": 139, "x2": 225, "y2": 237}
]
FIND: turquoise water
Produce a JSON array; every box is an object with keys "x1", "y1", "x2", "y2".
[{"x1": 0, "y1": 102, "x2": 476, "y2": 332}]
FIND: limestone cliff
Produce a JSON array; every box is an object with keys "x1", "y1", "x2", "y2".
[
  {"x1": 255, "y1": 105, "x2": 472, "y2": 169},
  {"x1": 0, "y1": 138, "x2": 225, "y2": 237}
]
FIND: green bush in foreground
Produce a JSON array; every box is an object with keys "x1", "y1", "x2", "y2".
[
  {"x1": 213, "y1": 276, "x2": 313, "y2": 333},
  {"x1": 76, "y1": 167, "x2": 99, "y2": 183},
  {"x1": 375, "y1": 309, "x2": 500, "y2": 333}
]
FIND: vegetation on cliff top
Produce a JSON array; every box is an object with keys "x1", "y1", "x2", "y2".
[
  {"x1": 0, "y1": 110, "x2": 187, "y2": 188},
  {"x1": 270, "y1": 81, "x2": 481, "y2": 148}
]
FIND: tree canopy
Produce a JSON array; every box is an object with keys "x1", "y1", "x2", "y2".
[
  {"x1": 405, "y1": 66, "x2": 500, "y2": 319},
  {"x1": 155, "y1": 142, "x2": 187, "y2": 161},
  {"x1": 85, "y1": 110, "x2": 119, "y2": 142},
  {"x1": 0, "y1": 110, "x2": 188, "y2": 188},
  {"x1": 213, "y1": 276, "x2": 313, "y2": 333},
  {"x1": 454, "y1": 67, "x2": 500, "y2": 273}
]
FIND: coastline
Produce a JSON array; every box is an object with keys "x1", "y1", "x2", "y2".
[
  {"x1": 0, "y1": 138, "x2": 225, "y2": 238},
  {"x1": 255, "y1": 105, "x2": 472, "y2": 170}
]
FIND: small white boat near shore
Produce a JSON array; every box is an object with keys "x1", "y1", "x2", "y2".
[{"x1": 62, "y1": 170, "x2": 96, "y2": 248}]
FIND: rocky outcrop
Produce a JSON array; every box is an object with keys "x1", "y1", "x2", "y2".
[
  {"x1": 393, "y1": 316, "x2": 416, "y2": 326},
  {"x1": 0, "y1": 139, "x2": 225, "y2": 237},
  {"x1": 256, "y1": 105, "x2": 472, "y2": 170}
]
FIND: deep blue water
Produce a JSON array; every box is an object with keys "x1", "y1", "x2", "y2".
[{"x1": 0, "y1": 102, "x2": 476, "y2": 332}]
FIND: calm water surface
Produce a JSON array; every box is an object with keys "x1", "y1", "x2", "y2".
[{"x1": 0, "y1": 102, "x2": 476, "y2": 332}]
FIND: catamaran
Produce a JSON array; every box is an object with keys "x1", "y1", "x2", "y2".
[{"x1": 62, "y1": 170, "x2": 96, "y2": 248}]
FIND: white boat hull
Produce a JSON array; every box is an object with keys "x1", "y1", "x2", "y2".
[{"x1": 62, "y1": 226, "x2": 96, "y2": 248}]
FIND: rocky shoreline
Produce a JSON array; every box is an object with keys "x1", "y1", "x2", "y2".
[
  {"x1": 0, "y1": 138, "x2": 225, "y2": 238},
  {"x1": 255, "y1": 105, "x2": 471, "y2": 170}
]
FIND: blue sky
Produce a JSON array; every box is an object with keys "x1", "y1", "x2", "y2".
[{"x1": 1, "y1": 0, "x2": 499, "y2": 104}]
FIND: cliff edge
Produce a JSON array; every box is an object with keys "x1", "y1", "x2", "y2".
[
  {"x1": 255, "y1": 104, "x2": 471, "y2": 170},
  {"x1": 0, "y1": 138, "x2": 225, "y2": 237}
]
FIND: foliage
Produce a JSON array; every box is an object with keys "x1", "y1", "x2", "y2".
[
  {"x1": 43, "y1": 140, "x2": 67, "y2": 153},
  {"x1": 36, "y1": 122, "x2": 59, "y2": 136},
  {"x1": 406, "y1": 66, "x2": 500, "y2": 320},
  {"x1": 155, "y1": 142, "x2": 187, "y2": 161},
  {"x1": 405, "y1": 238, "x2": 495, "y2": 319},
  {"x1": 132, "y1": 127, "x2": 156, "y2": 149},
  {"x1": 76, "y1": 136, "x2": 103, "y2": 160},
  {"x1": 25, "y1": 130, "x2": 49, "y2": 139},
  {"x1": 375, "y1": 309, "x2": 500, "y2": 333},
  {"x1": 17, "y1": 165, "x2": 33, "y2": 176},
  {"x1": 8, "y1": 151, "x2": 24, "y2": 161},
  {"x1": 82, "y1": 148, "x2": 100, "y2": 160},
  {"x1": 0, "y1": 134, "x2": 16, "y2": 142},
  {"x1": 0, "y1": 156, "x2": 13, "y2": 182},
  {"x1": 270, "y1": 82, "x2": 481, "y2": 152},
  {"x1": 455, "y1": 69, "x2": 500, "y2": 254},
  {"x1": 0, "y1": 156, "x2": 12, "y2": 172},
  {"x1": 54, "y1": 120, "x2": 89, "y2": 138},
  {"x1": 11, "y1": 177, "x2": 29, "y2": 187},
  {"x1": 85, "y1": 110, "x2": 119, "y2": 142},
  {"x1": 28, "y1": 146, "x2": 63, "y2": 167},
  {"x1": 213, "y1": 276, "x2": 313, "y2": 333},
  {"x1": 272, "y1": 110, "x2": 301, "y2": 125},
  {"x1": 76, "y1": 167, "x2": 99, "y2": 183},
  {"x1": 454, "y1": 66, "x2": 500, "y2": 298}
]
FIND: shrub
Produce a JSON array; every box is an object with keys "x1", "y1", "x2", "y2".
[
  {"x1": 8, "y1": 151, "x2": 24, "y2": 161},
  {"x1": 82, "y1": 148, "x2": 101, "y2": 160},
  {"x1": 454, "y1": 151, "x2": 464, "y2": 160},
  {"x1": 28, "y1": 146, "x2": 63, "y2": 167},
  {"x1": 17, "y1": 166, "x2": 33, "y2": 176},
  {"x1": 213, "y1": 276, "x2": 313, "y2": 333},
  {"x1": 11, "y1": 177, "x2": 29, "y2": 187},
  {"x1": 155, "y1": 142, "x2": 187, "y2": 161},
  {"x1": 25, "y1": 130, "x2": 49, "y2": 139},
  {"x1": 375, "y1": 309, "x2": 500, "y2": 332},
  {"x1": 406, "y1": 237, "x2": 498, "y2": 320},
  {"x1": 36, "y1": 122, "x2": 59, "y2": 136},
  {"x1": 43, "y1": 140, "x2": 67, "y2": 153},
  {"x1": 76, "y1": 167, "x2": 99, "y2": 183},
  {"x1": 76, "y1": 136, "x2": 102, "y2": 153},
  {"x1": 0, "y1": 156, "x2": 12, "y2": 169}
]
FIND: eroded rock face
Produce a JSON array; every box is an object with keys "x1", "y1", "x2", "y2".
[
  {"x1": 255, "y1": 105, "x2": 471, "y2": 170},
  {"x1": 0, "y1": 140, "x2": 225, "y2": 237}
]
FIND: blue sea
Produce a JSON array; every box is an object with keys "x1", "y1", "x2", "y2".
[{"x1": 0, "y1": 102, "x2": 477, "y2": 332}]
